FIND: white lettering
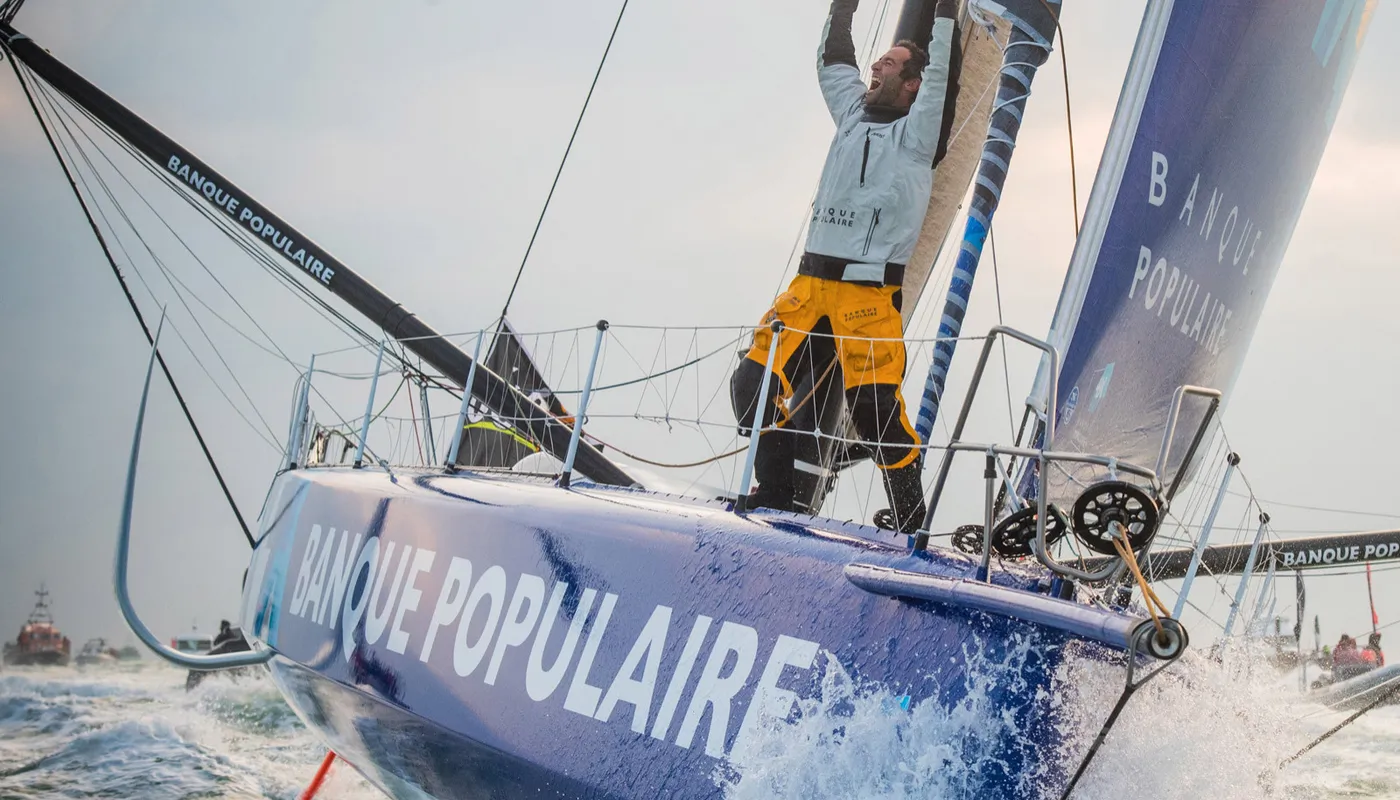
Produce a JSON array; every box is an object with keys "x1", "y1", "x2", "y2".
[
  {"x1": 365, "y1": 543, "x2": 412, "y2": 646},
  {"x1": 737, "y1": 636, "x2": 820, "y2": 752},
  {"x1": 563, "y1": 592, "x2": 619, "y2": 718},
  {"x1": 651, "y1": 616, "x2": 712, "y2": 741},
  {"x1": 453, "y1": 565, "x2": 507, "y2": 678},
  {"x1": 420, "y1": 557, "x2": 472, "y2": 663},
  {"x1": 1149, "y1": 151, "x2": 1168, "y2": 206},
  {"x1": 1144, "y1": 257, "x2": 1167, "y2": 310},
  {"x1": 290, "y1": 524, "x2": 324, "y2": 616},
  {"x1": 485, "y1": 573, "x2": 546, "y2": 685},
  {"x1": 1158, "y1": 267, "x2": 1180, "y2": 318},
  {"x1": 318, "y1": 531, "x2": 363, "y2": 627},
  {"x1": 1242, "y1": 230, "x2": 1262, "y2": 275},
  {"x1": 526, "y1": 584, "x2": 597, "y2": 702},
  {"x1": 341, "y1": 536, "x2": 381, "y2": 659},
  {"x1": 1218, "y1": 206, "x2": 1238, "y2": 263},
  {"x1": 1129, "y1": 246, "x2": 1152, "y2": 299},
  {"x1": 387, "y1": 548, "x2": 436, "y2": 655},
  {"x1": 1200, "y1": 188, "x2": 1223, "y2": 237},
  {"x1": 676, "y1": 621, "x2": 759, "y2": 757},
  {"x1": 595, "y1": 606, "x2": 672, "y2": 734},
  {"x1": 302, "y1": 527, "x2": 336, "y2": 623},
  {"x1": 1179, "y1": 173, "x2": 1199, "y2": 226}
]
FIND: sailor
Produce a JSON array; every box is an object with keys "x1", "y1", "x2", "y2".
[
  {"x1": 1366, "y1": 632, "x2": 1385, "y2": 666},
  {"x1": 731, "y1": 0, "x2": 959, "y2": 532},
  {"x1": 1333, "y1": 634, "x2": 1373, "y2": 681}
]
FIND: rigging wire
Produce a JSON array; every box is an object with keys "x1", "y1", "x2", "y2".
[
  {"x1": 45, "y1": 69, "x2": 471, "y2": 414},
  {"x1": 45, "y1": 79, "x2": 399, "y2": 371},
  {"x1": 6, "y1": 53, "x2": 255, "y2": 548},
  {"x1": 33, "y1": 83, "x2": 284, "y2": 448},
  {"x1": 1280, "y1": 683, "x2": 1400, "y2": 769},
  {"x1": 499, "y1": 0, "x2": 630, "y2": 321},
  {"x1": 1035, "y1": 0, "x2": 1080, "y2": 235},
  {"x1": 40, "y1": 86, "x2": 302, "y2": 372},
  {"x1": 987, "y1": 226, "x2": 1016, "y2": 437},
  {"x1": 1224, "y1": 489, "x2": 1400, "y2": 521}
]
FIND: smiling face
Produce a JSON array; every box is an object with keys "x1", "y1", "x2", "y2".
[{"x1": 865, "y1": 45, "x2": 920, "y2": 108}]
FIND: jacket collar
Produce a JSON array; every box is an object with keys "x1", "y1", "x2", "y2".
[{"x1": 861, "y1": 103, "x2": 910, "y2": 124}]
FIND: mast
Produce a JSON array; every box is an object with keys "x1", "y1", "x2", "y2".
[
  {"x1": 911, "y1": 0, "x2": 1063, "y2": 443},
  {"x1": 0, "y1": 22, "x2": 634, "y2": 487}
]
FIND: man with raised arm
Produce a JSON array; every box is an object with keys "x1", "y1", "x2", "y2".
[{"x1": 731, "y1": 0, "x2": 959, "y2": 533}]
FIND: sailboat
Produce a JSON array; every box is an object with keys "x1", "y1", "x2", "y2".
[{"x1": 0, "y1": 0, "x2": 1382, "y2": 797}]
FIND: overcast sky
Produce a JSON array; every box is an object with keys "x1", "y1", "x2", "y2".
[{"x1": 1, "y1": 0, "x2": 1396, "y2": 655}]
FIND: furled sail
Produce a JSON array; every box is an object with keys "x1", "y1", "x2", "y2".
[
  {"x1": 899, "y1": 9, "x2": 1006, "y2": 320},
  {"x1": 1029, "y1": 0, "x2": 1374, "y2": 497},
  {"x1": 912, "y1": 0, "x2": 1064, "y2": 442}
]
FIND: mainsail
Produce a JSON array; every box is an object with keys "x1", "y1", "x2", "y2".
[{"x1": 1030, "y1": 0, "x2": 1374, "y2": 496}]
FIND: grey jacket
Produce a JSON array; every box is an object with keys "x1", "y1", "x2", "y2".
[{"x1": 805, "y1": 0, "x2": 956, "y2": 272}]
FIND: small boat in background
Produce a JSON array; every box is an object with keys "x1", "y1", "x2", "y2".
[
  {"x1": 185, "y1": 621, "x2": 254, "y2": 691},
  {"x1": 75, "y1": 638, "x2": 120, "y2": 667},
  {"x1": 2, "y1": 586, "x2": 71, "y2": 667}
]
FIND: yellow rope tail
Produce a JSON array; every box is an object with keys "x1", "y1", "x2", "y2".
[{"x1": 1113, "y1": 531, "x2": 1172, "y2": 636}]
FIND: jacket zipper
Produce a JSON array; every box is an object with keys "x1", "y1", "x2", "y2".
[
  {"x1": 863, "y1": 208, "x2": 882, "y2": 256},
  {"x1": 860, "y1": 129, "x2": 872, "y2": 187}
]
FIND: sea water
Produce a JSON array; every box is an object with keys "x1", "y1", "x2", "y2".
[
  {"x1": 0, "y1": 654, "x2": 1396, "y2": 799},
  {"x1": 0, "y1": 663, "x2": 378, "y2": 799},
  {"x1": 722, "y1": 641, "x2": 1400, "y2": 800}
]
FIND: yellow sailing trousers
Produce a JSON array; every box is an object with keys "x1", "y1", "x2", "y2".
[{"x1": 742, "y1": 274, "x2": 920, "y2": 470}]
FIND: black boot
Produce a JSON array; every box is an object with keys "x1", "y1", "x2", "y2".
[
  {"x1": 742, "y1": 428, "x2": 796, "y2": 512},
  {"x1": 874, "y1": 459, "x2": 927, "y2": 533}
]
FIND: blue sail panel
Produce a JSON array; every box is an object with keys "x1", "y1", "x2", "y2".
[{"x1": 1045, "y1": 0, "x2": 1373, "y2": 494}]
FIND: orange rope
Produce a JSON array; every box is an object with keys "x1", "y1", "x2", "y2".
[{"x1": 1113, "y1": 534, "x2": 1171, "y2": 636}]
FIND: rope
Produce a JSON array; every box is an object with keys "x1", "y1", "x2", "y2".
[
  {"x1": 1113, "y1": 534, "x2": 1171, "y2": 637},
  {"x1": 591, "y1": 356, "x2": 841, "y2": 470},
  {"x1": 1280, "y1": 681, "x2": 1400, "y2": 768},
  {"x1": 499, "y1": 0, "x2": 629, "y2": 319},
  {"x1": 1036, "y1": 0, "x2": 1080, "y2": 235},
  {"x1": 1059, "y1": 627, "x2": 1181, "y2": 799},
  {"x1": 6, "y1": 51, "x2": 256, "y2": 549}
]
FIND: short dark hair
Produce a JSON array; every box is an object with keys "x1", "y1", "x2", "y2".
[{"x1": 895, "y1": 39, "x2": 930, "y2": 82}]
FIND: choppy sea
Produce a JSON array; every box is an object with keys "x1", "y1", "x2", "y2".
[{"x1": 1, "y1": 655, "x2": 1397, "y2": 799}]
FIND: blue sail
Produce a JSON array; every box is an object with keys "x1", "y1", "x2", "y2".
[{"x1": 1032, "y1": 0, "x2": 1374, "y2": 496}]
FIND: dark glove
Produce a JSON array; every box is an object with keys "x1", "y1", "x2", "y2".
[{"x1": 935, "y1": 0, "x2": 958, "y2": 19}]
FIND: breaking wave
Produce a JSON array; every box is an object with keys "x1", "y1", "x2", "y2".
[
  {"x1": 0, "y1": 663, "x2": 379, "y2": 799},
  {"x1": 721, "y1": 637, "x2": 1400, "y2": 799}
]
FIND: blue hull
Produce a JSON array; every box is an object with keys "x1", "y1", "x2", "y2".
[{"x1": 240, "y1": 468, "x2": 1141, "y2": 798}]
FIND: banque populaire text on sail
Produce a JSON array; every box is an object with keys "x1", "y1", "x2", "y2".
[{"x1": 1129, "y1": 150, "x2": 1267, "y2": 358}]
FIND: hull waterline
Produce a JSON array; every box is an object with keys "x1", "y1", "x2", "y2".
[{"x1": 240, "y1": 467, "x2": 1158, "y2": 799}]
